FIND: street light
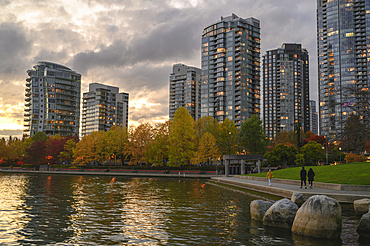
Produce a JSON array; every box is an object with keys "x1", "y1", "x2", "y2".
[
  {"x1": 339, "y1": 147, "x2": 342, "y2": 164},
  {"x1": 322, "y1": 143, "x2": 328, "y2": 165}
]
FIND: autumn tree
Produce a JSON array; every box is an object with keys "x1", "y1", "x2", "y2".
[
  {"x1": 32, "y1": 132, "x2": 48, "y2": 142},
  {"x1": 145, "y1": 121, "x2": 170, "y2": 166},
  {"x1": 46, "y1": 135, "x2": 67, "y2": 164},
  {"x1": 304, "y1": 131, "x2": 314, "y2": 140},
  {"x1": 59, "y1": 139, "x2": 77, "y2": 164},
  {"x1": 240, "y1": 115, "x2": 269, "y2": 155},
  {"x1": 270, "y1": 130, "x2": 297, "y2": 148},
  {"x1": 168, "y1": 107, "x2": 196, "y2": 167},
  {"x1": 74, "y1": 132, "x2": 99, "y2": 165},
  {"x1": 300, "y1": 140, "x2": 324, "y2": 166},
  {"x1": 195, "y1": 116, "x2": 220, "y2": 147},
  {"x1": 218, "y1": 118, "x2": 239, "y2": 156},
  {"x1": 128, "y1": 123, "x2": 153, "y2": 165},
  {"x1": 11, "y1": 138, "x2": 28, "y2": 164},
  {"x1": 303, "y1": 134, "x2": 327, "y2": 146},
  {"x1": 107, "y1": 126, "x2": 129, "y2": 166},
  {"x1": 192, "y1": 132, "x2": 219, "y2": 165},
  {"x1": 25, "y1": 140, "x2": 47, "y2": 165}
]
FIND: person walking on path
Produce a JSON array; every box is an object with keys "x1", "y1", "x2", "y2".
[
  {"x1": 300, "y1": 167, "x2": 307, "y2": 189},
  {"x1": 308, "y1": 168, "x2": 315, "y2": 189},
  {"x1": 266, "y1": 169, "x2": 273, "y2": 187}
]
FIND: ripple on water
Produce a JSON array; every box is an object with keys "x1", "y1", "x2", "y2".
[{"x1": 0, "y1": 174, "x2": 367, "y2": 246}]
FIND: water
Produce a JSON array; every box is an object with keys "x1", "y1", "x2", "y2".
[{"x1": 0, "y1": 173, "x2": 365, "y2": 245}]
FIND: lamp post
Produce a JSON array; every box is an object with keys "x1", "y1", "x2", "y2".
[
  {"x1": 339, "y1": 147, "x2": 342, "y2": 164},
  {"x1": 322, "y1": 143, "x2": 328, "y2": 165}
]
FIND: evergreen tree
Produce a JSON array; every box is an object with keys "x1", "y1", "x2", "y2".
[{"x1": 240, "y1": 115, "x2": 269, "y2": 155}]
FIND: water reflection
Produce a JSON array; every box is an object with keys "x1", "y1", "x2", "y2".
[{"x1": 0, "y1": 173, "x2": 366, "y2": 245}]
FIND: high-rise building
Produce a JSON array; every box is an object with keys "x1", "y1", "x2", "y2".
[
  {"x1": 200, "y1": 14, "x2": 261, "y2": 127},
  {"x1": 24, "y1": 62, "x2": 81, "y2": 137},
  {"x1": 262, "y1": 43, "x2": 310, "y2": 139},
  {"x1": 310, "y1": 100, "x2": 318, "y2": 135},
  {"x1": 81, "y1": 83, "x2": 129, "y2": 136},
  {"x1": 317, "y1": 0, "x2": 370, "y2": 142},
  {"x1": 169, "y1": 63, "x2": 201, "y2": 121}
]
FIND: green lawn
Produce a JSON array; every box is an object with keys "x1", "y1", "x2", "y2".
[{"x1": 246, "y1": 162, "x2": 370, "y2": 185}]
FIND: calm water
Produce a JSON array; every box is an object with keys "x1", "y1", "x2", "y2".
[{"x1": 0, "y1": 173, "x2": 365, "y2": 246}]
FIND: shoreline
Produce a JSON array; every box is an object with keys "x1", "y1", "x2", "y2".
[{"x1": 0, "y1": 168, "x2": 217, "y2": 179}]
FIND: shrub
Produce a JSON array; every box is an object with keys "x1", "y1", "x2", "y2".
[{"x1": 344, "y1": 152, "x2": 366, "y2": 163}]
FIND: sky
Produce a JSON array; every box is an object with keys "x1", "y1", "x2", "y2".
[{"x1": 0, "y1": 0, "x2": 317, "y2": 139}]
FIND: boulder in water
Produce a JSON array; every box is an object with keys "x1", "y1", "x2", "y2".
[
  {"x1": 291, "y1": 192, "x2": 306, "y2": 207},
  {"x1": 291, "y1": 195, "x2": 342, "y2": 238},
  {"x1": 263, "y1": 198, "x2": 298, "y2": 229},
  {"x1": 357, "y1": 212, "x2": 370, "y2": 238},
  {"x1": 354, "y1": 198, "x2": 370, "y2": 216},
  {"x1": 250, "y1": 200, "x2": 273, "y2": 221}
]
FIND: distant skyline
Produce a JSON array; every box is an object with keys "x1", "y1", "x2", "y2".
[{"x1": 0, "y1": 0, "x2": 317, "y2": 138}]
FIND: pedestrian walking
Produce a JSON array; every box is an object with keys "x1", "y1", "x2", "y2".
[
  {"x1": 300, "y1": 167, "x2": 307, "y2": 189},
  {"x1": 308, "y1": 168, "x2": 315, "y2": 189},
  {"x1": 266, "y1": 169, "x2": 273, "y2": 187}
]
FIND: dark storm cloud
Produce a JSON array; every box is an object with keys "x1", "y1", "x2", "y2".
[
  {"x1": 70, "y1": 9, "x2": 201, "y2": 74},
  {"x1": 0, "y1": 22, "x2": 32, "y2": 76}
]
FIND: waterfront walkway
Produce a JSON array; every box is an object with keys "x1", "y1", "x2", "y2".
[{"x1": 211, "y1": 176, "x2": 370, "y2": 204}]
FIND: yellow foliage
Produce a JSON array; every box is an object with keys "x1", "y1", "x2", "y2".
[{"x1": 344, "y1": 152, "x2": 366, "y2": 163}]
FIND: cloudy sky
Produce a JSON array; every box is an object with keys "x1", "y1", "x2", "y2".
[{"x1": 0, "y1": 0, "x2": 317, "y2": 138}]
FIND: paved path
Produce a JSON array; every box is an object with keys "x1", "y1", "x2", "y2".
[{"x1": 211, "y1": 176, "x2": 370, "y2": 204}]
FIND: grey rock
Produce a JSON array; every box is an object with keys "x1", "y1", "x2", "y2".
[
  {"x1": 263, "y1": 198, "x2": 299, "y2": 229},
  {"x1": 354, "y1": 198, "x2": 370, "y2": 216},
  {"x1": 291, "y1": 195, "x2": 342, "y2": 238},
  {"x1": 291, "y1": 192, "x2": 306, "y2": 207},
  {"x1": 357, "y1": 212, "x2": 370, "y2": 238},
  {"x1": 250, "y1": 200, "x2": 273, "y2": 221}
]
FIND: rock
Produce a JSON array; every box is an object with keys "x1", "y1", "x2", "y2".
[
  {"x1": 250, "y1": 200, "x2": 273, "y2": 221},
  {"x1": 291, "y1": 192, "x2": 306, "y2": 207},
  {"x1": 357, "y1": 213, "x2": 370, "y2": 238},
  {"x1": 263, "y1": 198, "x2": 299, "y2": 229},
  {"x1": 354, "y1": 198, "x2": 370, "y2": 216},
  {"x1": 291, "y1": 195, "x2": 342, "y2": 238}
]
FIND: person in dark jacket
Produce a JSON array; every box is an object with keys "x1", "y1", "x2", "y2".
[
  {"x1": 300, "y1": 167, "x2": 307, "y2": 189},
  {"x1": 308, "y1": 168, "x2": 315, "y2": 189}
]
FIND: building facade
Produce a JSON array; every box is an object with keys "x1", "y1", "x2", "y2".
[
  {"x1": 24, "y1": 62, "x2": 81, "y2": 137},
  {"x1": 169, "y1": 63, "x2": 201, "y2": 121},
  {"x1": 200, "y1": 14, "x2": 261, "y2": 127},
  {"x1": 310, "y1": 100, "x2": 319, "y2": 135},
  {"x1": 262, "y1": 44, "x2": 310, "y2": 139},
  {"x1": 81, "y1": 83, "x2": 129, "y2": 136},
  {"x1": 317, "y1": 0, "x2": 370, "y2": 142}
]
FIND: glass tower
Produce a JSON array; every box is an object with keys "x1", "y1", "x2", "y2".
[
  {"x1": 263, "y1": 44, "x2": 310, "y2": 139},
  {"x1": 82, "y1": 83, "x2": 129, "y2": 136},
  {"x1": 169, "y1": 63, "x2": 201, "y2": 121},
  {"x1": 317, "y1": 0, "x2": 370, "y2": 142},
  {"x1": 24, "y1": 62, "x2": 81, "y2": 137},
  {"x1": 201, "y1": 14, "x2": 261, "y2": 127}
]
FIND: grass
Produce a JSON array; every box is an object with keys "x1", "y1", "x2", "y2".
[{"x1": 246, "y1": 162, "x2": 370, "y2": 186}]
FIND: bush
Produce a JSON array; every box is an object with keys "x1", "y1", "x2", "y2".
[{"x1": 344, "y1": 152, "x2": 366, "y2": 163}]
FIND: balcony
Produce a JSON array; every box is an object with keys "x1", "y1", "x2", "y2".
[{"x1": 25, "y1": 91, "x2": 31, "y2": 97}]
